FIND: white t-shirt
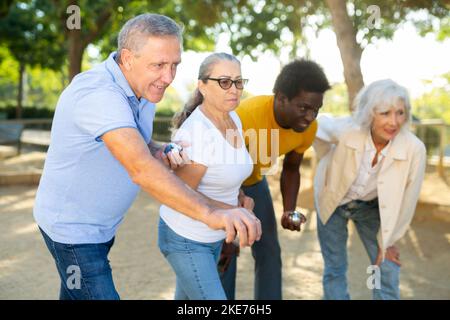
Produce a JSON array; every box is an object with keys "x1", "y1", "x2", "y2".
[{"x1": 159, "y1": 107, "x2": 253, "y2": 243}]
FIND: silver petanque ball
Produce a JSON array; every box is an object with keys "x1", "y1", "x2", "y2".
[
  {"x1": 289, "y1": 211, "x2": 302, "y2": 226},
  {"x1": 164, "y1": 142, "x2": 183, "y2": 155}
]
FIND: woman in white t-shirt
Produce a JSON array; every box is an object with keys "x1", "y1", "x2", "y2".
[{"x1": 158, "y1": 53, "x2": 255, "y2": 300}]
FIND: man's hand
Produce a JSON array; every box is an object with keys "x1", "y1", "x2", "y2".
[
  {"x1": 205, "y1": 207, "x2": 262, "y2": 247},
  {"x1": 375, "y1": 245, "x2": 401, "y2": 266},
  {"x1": 154, "y1": 141, "x2": 190, "y2": 170},
  {"x1": 281, "y1": 210, "x2": 307, "y2": 232},
  {"x1": 218, "y1": 241, "x2": 240, "y2": 274},
  {"x1": 238, "y1": 189, "x2": 254, "y2": 211}
]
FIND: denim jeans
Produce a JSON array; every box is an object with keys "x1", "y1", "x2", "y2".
[
  {"x1": 39, "y1": 227, "x2": 120, "y2": 300},
  {"x1": 220, "y1": 177, "x2": 282, "y2": 300},
  {"x1": 317, "y1": 199, "x2": 400, "y2": 300},
  {"x1": 158, "y1": 218, "x2": 226, "y2": 300}
]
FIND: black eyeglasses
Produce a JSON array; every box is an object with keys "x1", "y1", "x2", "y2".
[{"x1": 205, "y1": 77, "x2": 248, "y2": 90}]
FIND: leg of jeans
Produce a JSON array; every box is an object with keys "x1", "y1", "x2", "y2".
[
  {"x1": 158, "y1": 219, "x2": 226, "y2": 300},
  {"x1": 375, "y1": 259, "x2": 400, "y2": 300},
  {"x1": 166, "y1": 244, "x2": 226, "y2": 300},
  {"x1": 39, "y1": 227, "x2": 120, "y2": 300},
  {"x1": 174, "y1": 277, "x2": 190, "y2": 300},
  {"x1": 317, "y1": 208, "x2": 350, "y2": 300},
  {"x1": 351, "y1": 204, "x2": 400, "y2": 300},
  {"x1": 245, "y1": 178, "x2": 282, "y2": 300},
  {"x1": 59, "y1": 282, "x2": 72, "y2": 300},
  {"x1": 219, "y1": 252, "x2": 237, "y2": 300}
]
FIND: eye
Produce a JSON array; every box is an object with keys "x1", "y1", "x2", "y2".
[
  {"x1": 235, "y1": 79, "x2": 244, "y2": 89},
  {"x1": 151, "y1": 63, "x2": 164, "y2": 69},
  {"x1": 219, "y1": 79, "x2": 232, "y2": 87}
]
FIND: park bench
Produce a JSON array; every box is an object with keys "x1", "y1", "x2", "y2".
[{"x1": 0, "y1": 123, "x2": 24, "y2": 155}]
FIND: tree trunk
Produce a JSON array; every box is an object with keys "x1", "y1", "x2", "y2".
[
  {"x1": 16, "y1": 62, "x2": 25, "y2": 119},
  {"x1": 325, "y1": 0, "x2": 364, "y2": 111},
  {"x1": 68, "y1": 28, "x2": 85, "y2": 82}
]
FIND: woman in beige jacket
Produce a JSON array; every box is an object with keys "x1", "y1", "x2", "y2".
[{"x1": 313, "y1": 79, "x2": 426, "y2": 300}]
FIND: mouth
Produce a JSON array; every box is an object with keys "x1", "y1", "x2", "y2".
[
  {"x1": 151, "y1": 84, "x2": 166, "y2": 91},
  {"x1": 298, "y1": 122, "x2": 310, "y2": 129},
  {"x1": 384, "y1": 128, "x2": 398, "y2": 135}
]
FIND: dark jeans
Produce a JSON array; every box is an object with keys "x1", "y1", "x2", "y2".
[
  {"x1": 39, "y1": 227, "x2": 120, "y2": 300},
  {"x1": 220, "y1": 178, "x2": 282, "y2": 300}
]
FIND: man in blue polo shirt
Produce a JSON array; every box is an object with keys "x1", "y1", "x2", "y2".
[{"x1": 34, "y1": 13, "x2": 261, "y2": 300}]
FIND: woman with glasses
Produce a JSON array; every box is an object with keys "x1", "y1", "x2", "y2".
[
  {"x1": 158, "y1": 52, "x2": 257, "y2": 299},
  {"x1": 313, "y1": 79, "x2": 426, "y2": 299}
]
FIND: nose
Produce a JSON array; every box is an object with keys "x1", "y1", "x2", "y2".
[
  {"x1": 161, "y1": 65, "x2": 176, "y2": 85},
  {"x1": 389, "y1": 113, "x2": 399, "y2": 127},
  {"x1": 230, "y1": 84, "x2": 239, "y2": 94},
  {"x1": 305, "y1": 110, "x2": 316, "y2": 122}
]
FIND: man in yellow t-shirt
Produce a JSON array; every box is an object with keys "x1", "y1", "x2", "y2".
[{"x1": 219, "y1": 59, "x2": 330, "y2": 300}]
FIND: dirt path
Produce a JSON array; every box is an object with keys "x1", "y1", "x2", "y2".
[{"x1": 1, "y1": 164, "x2": 449, "y2": 299}]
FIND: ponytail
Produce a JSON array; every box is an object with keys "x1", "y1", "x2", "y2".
[{"x1": 172, "y1": 88, "x2": 203, "y2": 129}]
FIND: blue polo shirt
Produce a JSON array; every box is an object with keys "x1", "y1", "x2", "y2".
[{"x1": 34, "y1": 52, "x2": 155, "y2": 244}]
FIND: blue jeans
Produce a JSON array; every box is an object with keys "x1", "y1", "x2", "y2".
[
  {"x1": 158, "y1": 218, "x2": 226, "y2": 300},
  {"x1": 39, "y1": 227, "x2": 120, "y2": 300},
  {"x1": 220, "y1": 178, "x2": 282, "y2": 300},
  {"x1": 317, "y1": 199, "x2": 400, "y2": 300}
]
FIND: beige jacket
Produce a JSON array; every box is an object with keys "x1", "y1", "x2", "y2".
[{"x1": 313, "y1": 115, "x2": 426, "y2": 251}]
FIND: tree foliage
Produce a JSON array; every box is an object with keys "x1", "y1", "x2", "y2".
[
  {"x1": 220, "y1": 0, "x2": 449, "y2": 59},
  {"x1": 0, "y1": 0, "x2": 65, "y2": 70}
]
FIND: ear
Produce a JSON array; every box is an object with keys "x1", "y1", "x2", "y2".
[
  {"x1": 198, "y1": 80, "x2": 206, "y2": 96},
  {"x1": 275, "y1": 92, "x2": 288, "y2": 108},
  {"x1": 120, "y1": 48, "x2": 134, "y2": 71}
]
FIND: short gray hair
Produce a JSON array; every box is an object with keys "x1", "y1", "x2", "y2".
[
  {"x1": 353, "y1": 79, "x2": 412, "y2": 130},
  {"x1": 116, "y1": 13, "x2": 183, "y2": 63}
]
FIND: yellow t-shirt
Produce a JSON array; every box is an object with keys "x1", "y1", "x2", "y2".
[{"x1": 236, "y1": 95, "x2": 317, "y2": 186}]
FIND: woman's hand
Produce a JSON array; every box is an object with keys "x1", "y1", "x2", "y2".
[{"x1": 375, "y1": 245, "x2": 401, "y2": 266}]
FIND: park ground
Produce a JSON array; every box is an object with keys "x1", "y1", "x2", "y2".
[{"x1": 0, "y1": 151, "x2": 449, "y2": 299}]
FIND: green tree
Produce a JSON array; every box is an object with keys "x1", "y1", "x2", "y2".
[
  {"x1": 35, "y1": 0, "x2": 241, "y2": 81},
  {"x1": 220, "y1": 0, "x2": 449, "y2": 109},
  {"x1": 0, "y1": 0, "x2": 13, "y2": 17},
  {"x1": 0, "y1": 46, "x2": 18, "y2": 106},
  {"x1": 413, "y1": 72, "x2": 450, "y2": 124},
  {"x1": 0, "y1": 0, "x2": 65, "y2": 118}
]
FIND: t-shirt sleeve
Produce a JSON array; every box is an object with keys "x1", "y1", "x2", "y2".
[
  {"x1": 173, "y1": 118, "x2": 215, "y2": 167},
  {"x1": 294, "y1": 120, "x2": 318, "y2": 154},
  {"x1": 72, "y1": 89, "x2": 137, "y2": 141}
]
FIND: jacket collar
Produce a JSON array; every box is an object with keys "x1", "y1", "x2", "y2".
[{"x1": 345, "y1": 128, "x2": 408, "y2": 161}]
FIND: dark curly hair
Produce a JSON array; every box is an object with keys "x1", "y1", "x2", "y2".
[{"x1": 273, "y1": 59, "x2": 330, "y2": 100}]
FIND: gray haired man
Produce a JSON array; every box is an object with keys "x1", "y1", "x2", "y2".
[{"x1": 34, "y1": 13, "x2": 261, "y2": 300}]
